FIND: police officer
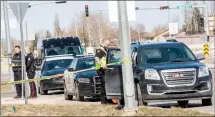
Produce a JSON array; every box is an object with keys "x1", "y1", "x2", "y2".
[
  {"x1": 11, "y1": 45, "x2": 24, "y2": 98},
  {"x1": 95, "y1": 40, "x2": 109, "y2": 104},
  {"x1": 25, "y1": 46, "x2": 37, "y2": 98}
]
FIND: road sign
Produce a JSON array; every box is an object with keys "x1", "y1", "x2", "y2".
[
  {"x1": 203, "y1": 44, "x2": 209, "y2": 56},
  {"x1": 108, "y1": 1, "x2": 136, "y2": 22},
  {"x1": 169, "y1": 23, "x2": 178, "y2": 35},
  {"x1": 177, "y1": 5, "x2": 192, "y2": 9},
  {"x1": 9, "y1": 2, "x2": 29, "y2": 104},
  {"x1": 9, "y1": 3, "x2": 29, "y2": 23}
]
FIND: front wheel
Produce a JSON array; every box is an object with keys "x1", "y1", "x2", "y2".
[
  {"x1": 177, "y1": 100, "x2": 189, "y2": 108},
  {"x1": 75, "y1": 82, "x2": 84, "y2": 101},
  {"x1": 64, "y1": 83, "x2": 73, "y2": 100},
  {"x1": 202, "y1": 98, "x2": 212, "y2": 106},
  {"x1": 40, "y1": 87, "x2": 48, "y2": 95}
]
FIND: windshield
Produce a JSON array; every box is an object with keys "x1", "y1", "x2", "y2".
[
  {"x1": 45, "y1": 46, "x2": 81, "y2": 56},
  {"x1": 77, "y1": 58, "x2": 95, "y2": 70},
  {"x1": 109, "y1": 50, "x2": 121, "y2": 63},
  {"x1": 43, "y1": 59, "x2": 73, "y2": 71},
  {"x1": 139, "y1": 46, "x2": 196, "y2": 65}
]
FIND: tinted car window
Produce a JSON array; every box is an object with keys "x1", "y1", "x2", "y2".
[
  {"x1": 46, "y1": 46, "x2": 81, "y2": 56},
  {"x1": 77, "y1": 58, "x2": 95, "y2": 70},
  {"x1": 109, "y1": 50, "x2": 121, "y2": 63},
  {"x1": 139, "y1": 46, "x2": 196, "y2": 64},
  {"x1": 43, "y1": 59, "x2": 73, "y2": 71}
]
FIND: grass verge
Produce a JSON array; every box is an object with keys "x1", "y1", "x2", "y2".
[
  {"x1": 1, "y1": 104, "x2": 214, "y2": 116},
  {"x1": 1, "y1": 84, "x2": 10, "y2": 93}
]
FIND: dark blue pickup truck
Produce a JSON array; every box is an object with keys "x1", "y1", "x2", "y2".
[{"x1": 104, "y1": 42, "x2": 213, "y2": 107}]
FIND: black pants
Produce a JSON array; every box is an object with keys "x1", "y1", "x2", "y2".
[
  {"x1": 27, "y1": 71, "x2": 37, "y2": 97},
  {"x1": 97, "y1": 69, "x2": 107, "y2": 104},
  {"x1": 14, "y1": 71, "x2": 25, "y2": 97}
]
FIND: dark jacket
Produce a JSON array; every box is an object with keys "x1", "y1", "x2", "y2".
[
  {"x1": 25, "y1": 53, "x2": 36, "y2": 73},
  {"x1": 12, "y1": 52, "x2": 22, "y2": 72}
]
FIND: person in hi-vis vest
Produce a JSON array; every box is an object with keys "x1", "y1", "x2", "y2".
[{"x1": 95, "y1": 40, "x2": 109, "y2": 104}]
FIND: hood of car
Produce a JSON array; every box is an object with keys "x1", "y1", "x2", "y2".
[
  {"x1": 41, "y1": 68, "x2": 66, "y2": 77},
  {"x1": 75, "y1": 69, "x2": 97, "y2": 78}
]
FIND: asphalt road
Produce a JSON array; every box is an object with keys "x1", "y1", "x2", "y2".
[{"x1": 1, "y1": 58, "x2": 214, "y2": 114}]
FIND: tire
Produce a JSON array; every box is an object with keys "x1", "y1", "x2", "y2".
[
  {"x1": 40, "y1": 87, "x2": 48, "y2": 95},
  {"x1": 75, "y1": 82, "x2": 84, "y2": 101},
  {"x1": 64, "y1": 83, "x2": 73, "y2": 100},
  {"x1": 202, "y1": 98, "x2": 212, "y2": 106},
  {"x1": 134, "y1": 83, "x2": 145, "y2": 106},
  {"x1": 38, "y1": 87, "x2": 40, "y2": 94},
  {"x1": 177, "y1": 100, "x2": 189, "y2": 108}
]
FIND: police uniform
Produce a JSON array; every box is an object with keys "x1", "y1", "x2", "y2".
[
  {"x1": 12, "y1": 52, "x2": 24, "y2": 98},
  {"x1": 95, "y1": 46, "x2": 107, "y2": 104},
  {"x1": 26, "y1": 52, "x2": 37, "y2": 98}
]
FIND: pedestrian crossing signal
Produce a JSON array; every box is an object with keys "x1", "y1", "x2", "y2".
[{"x1": 203, "y1": 44, "x2": 209, "y2": 56}]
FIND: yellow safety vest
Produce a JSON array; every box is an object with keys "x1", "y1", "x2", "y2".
[{"x1": 95, "y1": 47, "x2": 107, "y2": 70}]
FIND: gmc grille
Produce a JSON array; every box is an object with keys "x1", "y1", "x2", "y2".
[{"x1": 161, "y1": 68, "x2": 196, "y2": 87}]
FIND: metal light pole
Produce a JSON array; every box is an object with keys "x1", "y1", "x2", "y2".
[
  {"x1": 117, "y1": 1, "x2": 137, "y2": 110},
  {"x1": 204, "y1": 5, "x2": 211, "y2": 61},
  {"x1": 3, "y1": 1, "x2": 14, "y2": 91},
  {"x1": 86, "y1": 18, "x2": 91, "y2": 47},
  {"x1": 25, "y1": 21, "x2": 28, "y2": 45},
  {"x1": 98, "y1": 11, "x2": 102, "y2": 45},
  {"x1": 137, "y1": 25, "x2": 140, "y2": 42}
]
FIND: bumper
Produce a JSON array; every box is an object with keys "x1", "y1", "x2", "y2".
[
  {"x1": 78, "y1": 82, "x2": 100, "y2": 97},
  {"x1": 40, "y1": 79, "x2": 64, "y2": 91},
  {"x1": 140, "y1": 77, "x2": 213, "y2": 102}
]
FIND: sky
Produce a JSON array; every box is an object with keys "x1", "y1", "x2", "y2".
[{"x1": 1, "y1": 1, "x2": 214, "y2": 41}]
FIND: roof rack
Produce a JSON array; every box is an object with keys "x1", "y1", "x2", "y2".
[
  {"x1": 166, "y1": 39, "x2": 178, "y2": 42},
  {"x1": 131, "y1": 42, "x2": 141, "y2": 45}
]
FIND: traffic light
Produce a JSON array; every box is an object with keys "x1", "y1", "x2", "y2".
[
  {"x1": 200, "y1": 17, "x2": 204, "y2": 26},
  {"x1": 160, "y1": 6, "x2": 169, "y2": 10},
  {"x1": 85, "y1": 5, "x2": 89, "y2": 17}
]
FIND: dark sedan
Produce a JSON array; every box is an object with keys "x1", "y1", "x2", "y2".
[
  {"x1": 63, "y1": 56, "x2": 98, "y2": 101},
  {"x1": 38, "y1": 56, "x2": 74, "y2": 95}
]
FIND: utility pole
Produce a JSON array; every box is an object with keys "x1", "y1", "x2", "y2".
[
  {"x1": 25, "y1": 21, "x2": 28, "y2": 46},
  {"x1": 98, "y1": 11, "x2": 102, "y2": 45},
  {"x1": 3, "y1": 1, "x2": 14, "y2": 91},
  {"x1": 204, "y1": 5, "x2": 211, "y2": 62},
  {"x1": 75, "y1": 13, "x2": 78, "y2": 37},
  {"x1": 87, "y1": 18, "x2": 91, "y2": 47},
  {"x1": 117, "y1": 1, "x2": 137, "y2": 110},
  {"x1": 214, "y1": 1, "x2": 215, "y2": 35},
  {"x1": 167, "y1": 1, "x2": 171, "y2": 39},
  {"x1": 137, "y1": 25, "x2": 140, "y2": 42}
]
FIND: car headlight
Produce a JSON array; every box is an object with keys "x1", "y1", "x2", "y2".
[
  {"x1": 198, "y1": 66, "x2": 209, "y2": 77},
  {"x1": 78, "y1": 78, "x2": 90, "y2": 83},
  {"x1": 145, "y1": 69, "x2": 160, "y2": 80}
]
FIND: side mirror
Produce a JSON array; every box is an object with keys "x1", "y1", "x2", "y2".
[
  {"x1": 68, "y1": 68, "x2": 74, "y2": 72},
  {"x1": 196, "y1": 53, "x2": 205, "y2": 61}
]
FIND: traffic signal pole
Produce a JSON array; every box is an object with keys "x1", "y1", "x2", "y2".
[
  {"x1": 204, "y1": 5, "x2": 211, "y2": 61},
  {"x1": 117, "y1": 1, "x2": 137, "y2": 110},
  {"x1": 3, "y1": 1, "x2": 14, "y2": 92}
]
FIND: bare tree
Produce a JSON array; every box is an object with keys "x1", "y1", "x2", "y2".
[
  {"x1": 184, "y1": 1, "x2": 205, "y2": 35},
  {"x1": 54, "y1": 13, "x2": 62, "y2": 37},
  {"x1": 45, "y1": 30, "x2": 52, "y2": 38},
  {"x1": 65, "y1": 13, "x2": 118, "y2": 47}
]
